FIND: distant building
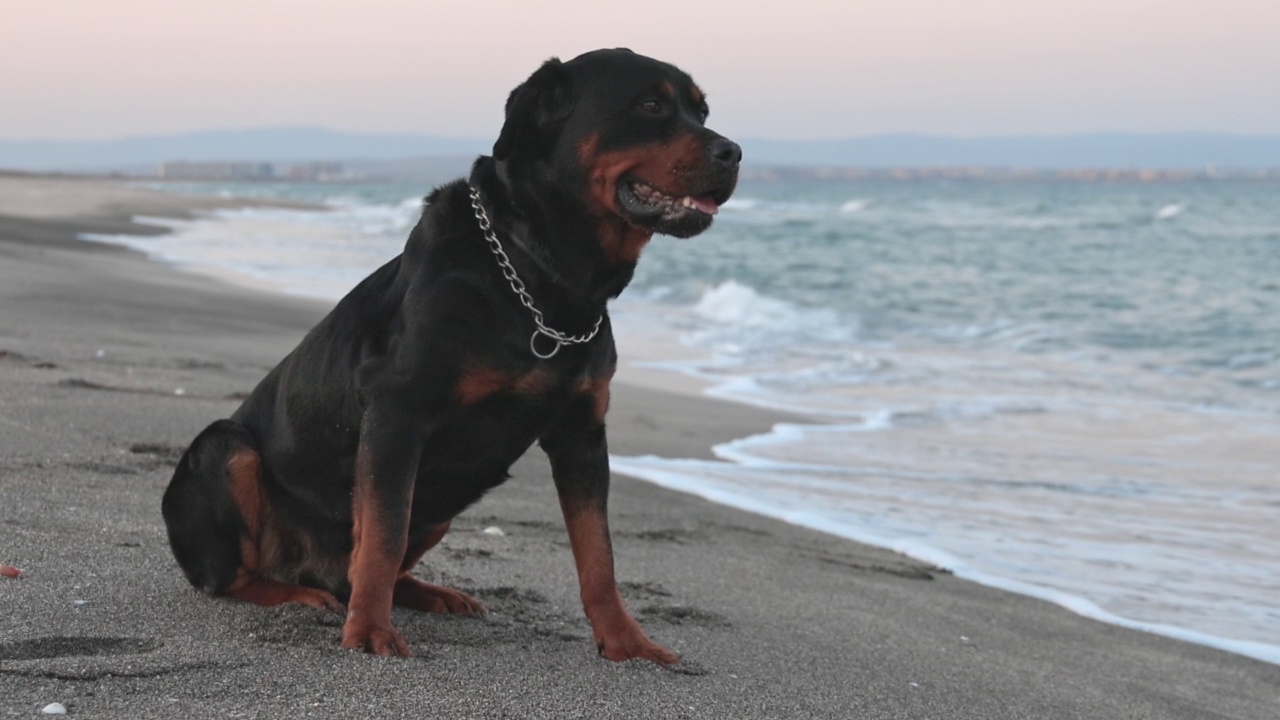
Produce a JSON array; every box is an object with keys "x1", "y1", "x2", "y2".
[
  {"x1": 158, "y1": 161, "x2": 274, "y2": 181},
  {"x1": 156, "y1": 160, "x2": 345, "y2": 182},
  {"x1": 279, "y1": 162, "x2": 344, "y2": 181}
]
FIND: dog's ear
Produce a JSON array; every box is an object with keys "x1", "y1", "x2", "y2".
[{"x1": 492, "y1": 58, "x2": 574, "y2": 161}]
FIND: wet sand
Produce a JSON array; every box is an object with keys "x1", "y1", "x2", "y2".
[{"x1": 0, "y1": 175, "x2": 1275, "y2": 719}]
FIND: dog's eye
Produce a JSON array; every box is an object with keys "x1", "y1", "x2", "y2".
[{"x1": 639, "y1": 98, "x2": 663, "y2": 115}]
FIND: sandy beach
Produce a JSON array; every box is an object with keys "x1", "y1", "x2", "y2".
[{"x1": 1, "y1": 174, "x2": 1276, "y2": 719}]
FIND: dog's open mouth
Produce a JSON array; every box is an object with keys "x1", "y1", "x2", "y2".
[
  {"x1": 616, "y1": 178, "x2": 729, "y2": 237},
  {"x1": 623, "y1": 180, "x2": 720, "y2": 217}
]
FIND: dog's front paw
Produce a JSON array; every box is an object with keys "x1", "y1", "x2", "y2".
[
  {"x1": 594, "y1": 622, "x2": 680, "y2": 665},
  {"x1": 341, "y1": 621, "x2": 411, "y2": 657}
]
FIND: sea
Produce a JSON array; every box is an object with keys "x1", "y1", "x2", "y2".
[{"x1": 86, "y1": 176, "x2": 1280, "y2": 665}]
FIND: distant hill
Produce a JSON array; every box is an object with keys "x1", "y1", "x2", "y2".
[
  {"x1": 742, "y1": 134, "x2": 1280, "y2": 170},
  {"x1": 2, "y1": 127, "x2": 1279, "y2": 173},
  {"x1": 0, "y1": 127, "x2": 490, "y2": 173}
]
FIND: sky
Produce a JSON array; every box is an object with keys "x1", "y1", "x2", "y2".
[{"x1": 3, "y1": 0, "x2": 1279, "y2": 142}]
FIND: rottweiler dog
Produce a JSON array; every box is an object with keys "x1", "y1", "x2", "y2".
[{"x1": 161, "y1": 48, "x2": 740, "y2": 664}]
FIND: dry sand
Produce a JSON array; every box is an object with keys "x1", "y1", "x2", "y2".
[{"x1": 1, "y1": 175, "x2": 1276, "y2": 719}]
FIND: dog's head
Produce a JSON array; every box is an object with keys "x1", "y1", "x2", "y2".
[{"x1": 493, "y1": 49, "x2": 740, "y2": 241}]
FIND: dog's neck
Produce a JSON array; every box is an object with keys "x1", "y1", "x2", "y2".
[
  {"x1": 487, "y1": 201, "x2": 574, "y2": 290},
  {"x1": 469, "y1": 157, "x2": 641, "y2": 309}
]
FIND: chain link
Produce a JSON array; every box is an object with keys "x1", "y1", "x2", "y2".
[{"x1": 468, "y1": 185, "x2": 603, "y2": 358}]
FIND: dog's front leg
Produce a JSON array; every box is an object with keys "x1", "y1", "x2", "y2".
[
  {"x1": 342, "y1": 403, "x2": 423, "y2": 657},
  {"x1": 541, "y1": 390, "x2": 680, "y2": 665}
]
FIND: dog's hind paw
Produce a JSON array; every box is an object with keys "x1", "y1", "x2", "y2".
[{"x1": 393, "y1": 576, "x2": 487, "y2": 616}]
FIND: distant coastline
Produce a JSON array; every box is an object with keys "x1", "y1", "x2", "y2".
[
  {"x1": 7, "y1": 164, "x2": 1278, "y2": 185},
  {"x1": 3, "y1": 127, "x2": 1280, "y2": 180},
  {"x1": 736, "y1": 164, "x2": 1280, "y2": 183}
]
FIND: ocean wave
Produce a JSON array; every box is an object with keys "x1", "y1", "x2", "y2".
[
  {"x1": 921, "y1": 320, "x2": 1076, "y2": 353},
  {"x1": 693, "y1": 280, "x2": 838, "y2": 329},
  {"x1": 610, "y1": 411, "x2": 1280, "y2": 668},
  {"x1": 315, "y1": 196, "x2": 422, "y2": 237},
  {"x1": 913, "y1": 203, "x2": 1085, "y2": 230},
  {"x1": 678, "y1": 281, "x2": 858, "y2": 371}
]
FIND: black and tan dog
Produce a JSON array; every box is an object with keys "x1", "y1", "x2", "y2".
[{"x1": 161, "y1": 49, "x2": 740, "y2": 664}]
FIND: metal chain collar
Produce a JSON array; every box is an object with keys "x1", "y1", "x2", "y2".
[{"x1": 468, "y1": 185, "x2": 603, "y2": 359}]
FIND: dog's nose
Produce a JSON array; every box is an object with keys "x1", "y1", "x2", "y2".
[{"x1": 709, "y1": 137, "x2": 742, "y2": 166}]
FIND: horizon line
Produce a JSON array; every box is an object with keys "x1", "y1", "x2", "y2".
[{"x1": 4, "y1": 126, "x2": 1280, "y2": 144}]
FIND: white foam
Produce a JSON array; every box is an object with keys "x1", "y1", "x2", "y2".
[
  {"x1": 80, "y1": 207, "x2": 400, "y2": 301},
  {"x1": 839, "y1": 198, "x2": 870, "y2": 213},
  {"x1": 694, "y1": 280, "x2": 812, "y2": 326},
  {"x1": 687, "y1": 281, "x2": 854, "y2": 349},
  {"x1": 699, "y1": 376, "x2": 872, "y2": 418},
  {"x1": 1155, "y1": 203, "x2": 1185, "y2": 220},
  {"x1": 712, "y1": 417, "x2": 893, "y2": 468},
  {"x1": 608, "y1": 453, "x2": 1280, "y2": 667}
]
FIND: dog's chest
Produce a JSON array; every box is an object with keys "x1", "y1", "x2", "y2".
[
  {"x1": 406, "y1": 370, "x2": 582, "y2": 522},
  {"x1": 421, "y1": 367, "x2": 578, "y2": 463}
]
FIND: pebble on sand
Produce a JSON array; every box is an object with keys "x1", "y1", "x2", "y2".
[
  {"x1": 0, "y1": 564, "x2": 21, "y2": 578},
  {"x1": 41, "y1": 703, "x2": 67, "y2": 715},
  {"x1": 482, "y1": 526, "x2": 506, "y2": 537}
]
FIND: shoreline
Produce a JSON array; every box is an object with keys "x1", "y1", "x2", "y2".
[
  {"x1": 27, "y1": 176, "x2": 1280, "y2": 666},
  {"x1": 2, "y1": 175, "x2": 1275, "y2": 718},
  {"x1": 20, "y1": 178, "x2": 1280, "y2": 661}
]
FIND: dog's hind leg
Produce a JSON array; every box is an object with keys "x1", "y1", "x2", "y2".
[
  {"x1": 392, "y1": 521, "x2": 486, "y2": 615},
  {"x1": 161, "y1": 419, "x2": 343, "y2": 612}
]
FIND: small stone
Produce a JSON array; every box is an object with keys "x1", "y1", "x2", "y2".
[
  {"x1": 73, "y1": 600, "x2": 89, "y2": 606},
  {"x1": 41, "y1": 703, "x2": 67, "y2": 715},
  {"x1": 482, "y1": 526, "x2": 505, "y2": 537},
  {"x1": 0, "y1": 564, "x2": 20, "y2": 578},
  {"x1": 174, "y1": 388, "x2": 186, "y2": 396}
]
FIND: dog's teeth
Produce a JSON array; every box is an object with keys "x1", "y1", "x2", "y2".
[{"x1": 681, "y1": 197, "x2": 693, "y2": 208}]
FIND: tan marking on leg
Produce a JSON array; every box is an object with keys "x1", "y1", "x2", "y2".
[
  {"x1": 578, "y1": 374, "x2": 613, "y2": 424},
  {"x1": 399, "y1": 521, "x2": 451, "y2": 573},
  {"x1": 559, "y1": 495, "x2": 678, "y2": 664},
  {"x1": 225, "y1": 450, "x2": 262, "y2": 537},
  {"x1": 342, "y1": 443, "x2": 412, "y2": 657},
  {"x1": 225, "y1": 449, "x2": 267, "y2": 574},
  {"x1": 220, "y1": 448, "x2": 345, "y2": 610}
]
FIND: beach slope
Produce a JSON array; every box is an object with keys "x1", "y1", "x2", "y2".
[{"x1": 1, "y1": 176, "x2": 1274, "y2": 719}]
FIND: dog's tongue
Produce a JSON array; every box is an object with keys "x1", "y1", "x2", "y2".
[{"x1": 689, "y1": 196, "x2": 719, "y2": 215}]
